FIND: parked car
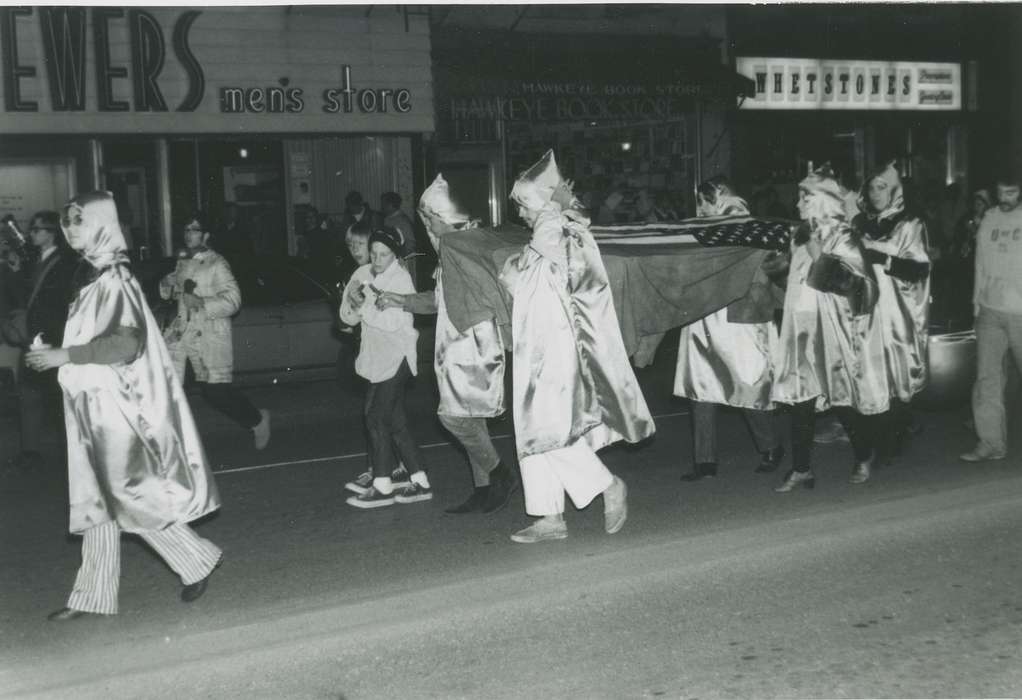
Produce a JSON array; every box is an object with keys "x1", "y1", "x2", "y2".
[{"x1": 133, "y1": 255, "x2": 341, "y2": 385}]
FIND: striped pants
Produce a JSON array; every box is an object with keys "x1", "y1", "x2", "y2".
[{"x1": 67, "y1": 520, "x2": 222, "y2": 615}]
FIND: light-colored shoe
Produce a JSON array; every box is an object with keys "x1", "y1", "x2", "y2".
[
  {"x1": 253, "y1": 409, "x2": 271, "y2": 450},
  {"x1": 510, "y1": 517, "x2": 568, "y2": 544},
  {"x1": 603, "y1": 476, "x2": 628, "y2": 535},
  {"x1": 848, "y1": 461, "x2": 871, "y2": 484},
  {"x1": 959, "y1": 447, "x2": 1006, "y2": 462}
]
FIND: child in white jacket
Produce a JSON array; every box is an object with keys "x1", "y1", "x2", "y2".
[{"x1": 339, "y1": 226, "x2": 431, "y2": 508}]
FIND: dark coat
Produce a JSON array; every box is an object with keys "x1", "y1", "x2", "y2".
[{"x1": 25, "y1": 247, "x2": 78, "y2": 346}]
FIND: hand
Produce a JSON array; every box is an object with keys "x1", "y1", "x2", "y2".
[
  {"x1": 182, "y1": 293, "x2": 204, "y2": 312},
  {"x1": 375, "y1": 291, "x2": 405, "y2": 310},
  {"x1": 551, "y1": 179, "x2": 577, "y2": 209},
  {"x1": 25, "y1": 347, "x2": 70, "y2": 371},
  {"x1": 347, "y1": 285, "x2": 366, "y2": 308}
]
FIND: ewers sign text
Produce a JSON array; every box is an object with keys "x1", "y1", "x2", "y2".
[
  {"x1": 735, "y1": 57, "x2": 961, "y2": 111},
  {"x1": 0, "y1": 6, "x2": 432, "y2": 134}
]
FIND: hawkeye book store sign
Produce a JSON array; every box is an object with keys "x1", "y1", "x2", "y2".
[
  {"x1": 0, "y1": 7, "x2": 433, "y2": 133},
  {"x1": 735, "y1": 57, "x2": 961, "y2": 111}
]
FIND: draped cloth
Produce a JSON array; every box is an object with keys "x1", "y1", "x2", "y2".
[
  {"x1": 59, "y1": 194, "x2": 219, "y2": 535},
  {"x1": 674, "y1": 196, "x2": 780, "y2": 410},
  {"x1": 860, "y1": 214, "x2": 931, "y2": 401},
  {"x1": 439, "y1": 221, "x2": 775, "y2": 358},
  {"x1": 499, "y1": 208, "x2": 655, "y2": 459},
  {"x1": 770, "y1": 222, "x2": 888, "y2": 415},
  {"x1": 434, "y1": 269, "x2": 505, "y2": 417}
]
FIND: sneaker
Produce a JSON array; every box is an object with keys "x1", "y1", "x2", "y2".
[
  {"x1": 344, "y1": 471, "x2": 373, "y2": 495},
  {"x1": 394, "y1": 482, "x2": 433, "y2": 504},
  {"x1": 959, "y1": 447, "x2": 1006, "y2": 462},
  {"x1": 390, "y1": 463, "x2": 411, "y2": 489},
  {"x1": 510, "y1": 518, "x2": 568, "y2": 544},
  {"x1": 346, "y1": 486, "x2": 395, "y2": 509}
]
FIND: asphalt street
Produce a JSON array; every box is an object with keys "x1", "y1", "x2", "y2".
[{"x1": 2, "y1": 340, "x2": 1021, "y2": 699}]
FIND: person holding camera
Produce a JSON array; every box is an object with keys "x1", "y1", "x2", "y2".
[{"x1": 160, "y1": 212, "x2": 270, "y2": 449}]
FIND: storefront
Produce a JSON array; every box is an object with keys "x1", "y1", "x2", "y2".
[
  {"x1": 431, "y1": 30, "x2": 753, "y2": 225},
  {"x1": 731, "y1": 56, "x2": 972, "y2": 232},
  {"x1": 0, "y1": 6, "x2": 434, "y2": 257}
]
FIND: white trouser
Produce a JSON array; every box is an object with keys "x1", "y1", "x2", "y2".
[
  {"x1": 519, "y1": 440, "x2": 614, "y2": 516},
  {"x1": 66, "y1": 520, "x2": 222, "y2": 615}
]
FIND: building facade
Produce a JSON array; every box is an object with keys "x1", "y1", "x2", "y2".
[{"x1": 0, "y1": 5, "x2": 434, "y2": 257}]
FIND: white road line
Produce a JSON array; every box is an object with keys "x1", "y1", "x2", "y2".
[{"x1": 214, "y1": 410, "x2": 691, "y2": 476}]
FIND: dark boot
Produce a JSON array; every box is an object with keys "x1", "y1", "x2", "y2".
[
  {"x1": 754, "y1": 446, "x2": 785, "y2": 473},
  {"x1": 445, "y1": 486, "x2": 489, "y2": 514},
  {"x1": 681, "y1": 462, "x2": 718, "y2": 482},
  {"x1": 483, "y1": 462, "x2": 519, "y2": 514}
]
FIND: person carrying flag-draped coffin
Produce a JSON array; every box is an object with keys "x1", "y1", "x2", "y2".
[
  {"x1": 498, "y1": 150, "x2": 655, "y2": 544},
  {"x1": 853, "y1": 162, "x2": 931, "y2": 458},
  {"x1": 771, "y1": 165, "x2": 887, "y2": 492},
  {"x1": 674, "y1": 177, "x2": 786, "y2": 482}
]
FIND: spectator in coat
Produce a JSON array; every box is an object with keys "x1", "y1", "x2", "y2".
[
  {"x1": 160, "y1": 212, "x2": 270, "y2": 449},
  {"x1": 13, "y1": 210, "x2": 78, "y2": 470}
]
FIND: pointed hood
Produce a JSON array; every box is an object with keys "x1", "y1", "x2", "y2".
[
  {"x1": 511, "y1": 149, "x2": 566, "y2": 212},
  {"x1": 61, "y1": 191, "x2": 129, "y2": 269},
  {"x1": 418, "y1": 174, "x2": 471, "y2": 226}
]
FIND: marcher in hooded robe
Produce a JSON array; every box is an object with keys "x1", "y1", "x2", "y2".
[
  {"x1": 674, "y1": 177, "x2": 785, "y2": 481},
  {"x1": 853, "y1": 162, "x2": 931, "y2": 458},
  {"x1": 376, "y1": 175, "x2": 518, "y2": 514},
  {"x1": 498, "y1": 150, "x2": 655, "y2": 543},
  {"x1": 25, "y1": 191, "x2": 222, "y2": 620},
  {"x1": 771, "y1": 166, "x2": 886, "y2": 492}
]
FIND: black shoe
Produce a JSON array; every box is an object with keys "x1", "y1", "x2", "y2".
[
  {"x1": 445, "y1": 487, "x2": 488, "y2": 514},
  {"x1": 181, "y1": 558, "x2": 221, "y2": 603},
  {"x1": 482, "y1": 463, "x2": 519, "y2": 514},
  {"x1": 681, "y1": 462, "x2": 718, "y2": 482},
  {"x1": 47, "y1": 607, "x2": 93, "y2": 622},
  {"x1": 754, "y1": 446, "x2": 785, "y2": 473}
]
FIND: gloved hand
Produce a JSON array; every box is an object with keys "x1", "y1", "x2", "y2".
[{"x1": 863, "y1": 248, "x2": 888, "y2": 267}]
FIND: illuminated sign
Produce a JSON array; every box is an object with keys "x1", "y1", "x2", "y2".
[{"x1": 735, "y1": 57, "x2": 961, "y2": 111}]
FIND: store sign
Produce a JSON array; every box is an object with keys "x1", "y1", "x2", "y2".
[
  {"x1": 1, "y1": 7, "x2": 203, "y2": 112},
  {"x1": 735, "y1": 57, "x2": 961, "y2": 111},
  {"x1": 449, "y1": 80, "x2": 697, "y2": 123},
  {"x1": 0, "y1": 7, "x2": 433, "y2": 134}
]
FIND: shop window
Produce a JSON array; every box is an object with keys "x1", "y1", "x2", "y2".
[{"x1": 506, "y1": 119, "x2": 695, "y2": 223}]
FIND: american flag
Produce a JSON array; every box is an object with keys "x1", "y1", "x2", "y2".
[{"x1": 591, "y1": 216, "x2": 793, "y2": 252}]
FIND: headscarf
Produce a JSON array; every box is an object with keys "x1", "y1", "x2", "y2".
[
  {"x1": 368, "y1": 226, "x2": 405, "y2": 259},
  {"x1": 798, "y1": 164, "x2": 849, "y2": 223},
  {"x1": 511, "y1": 149, "x2": 577, "y2": 213},
  {"x1": 858, "y1": 161, "x2": 905, "y2": 222},
  {"x1": 60, "y1": 191, "x2": 129, "y2": 270},
  {"x1": 696, "y1": 177, "x2": 750, "y2": 217}
]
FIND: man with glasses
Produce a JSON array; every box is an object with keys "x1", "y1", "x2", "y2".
[{"x1": 11, "y1": 211, "x2": 77, "y2": 471}]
